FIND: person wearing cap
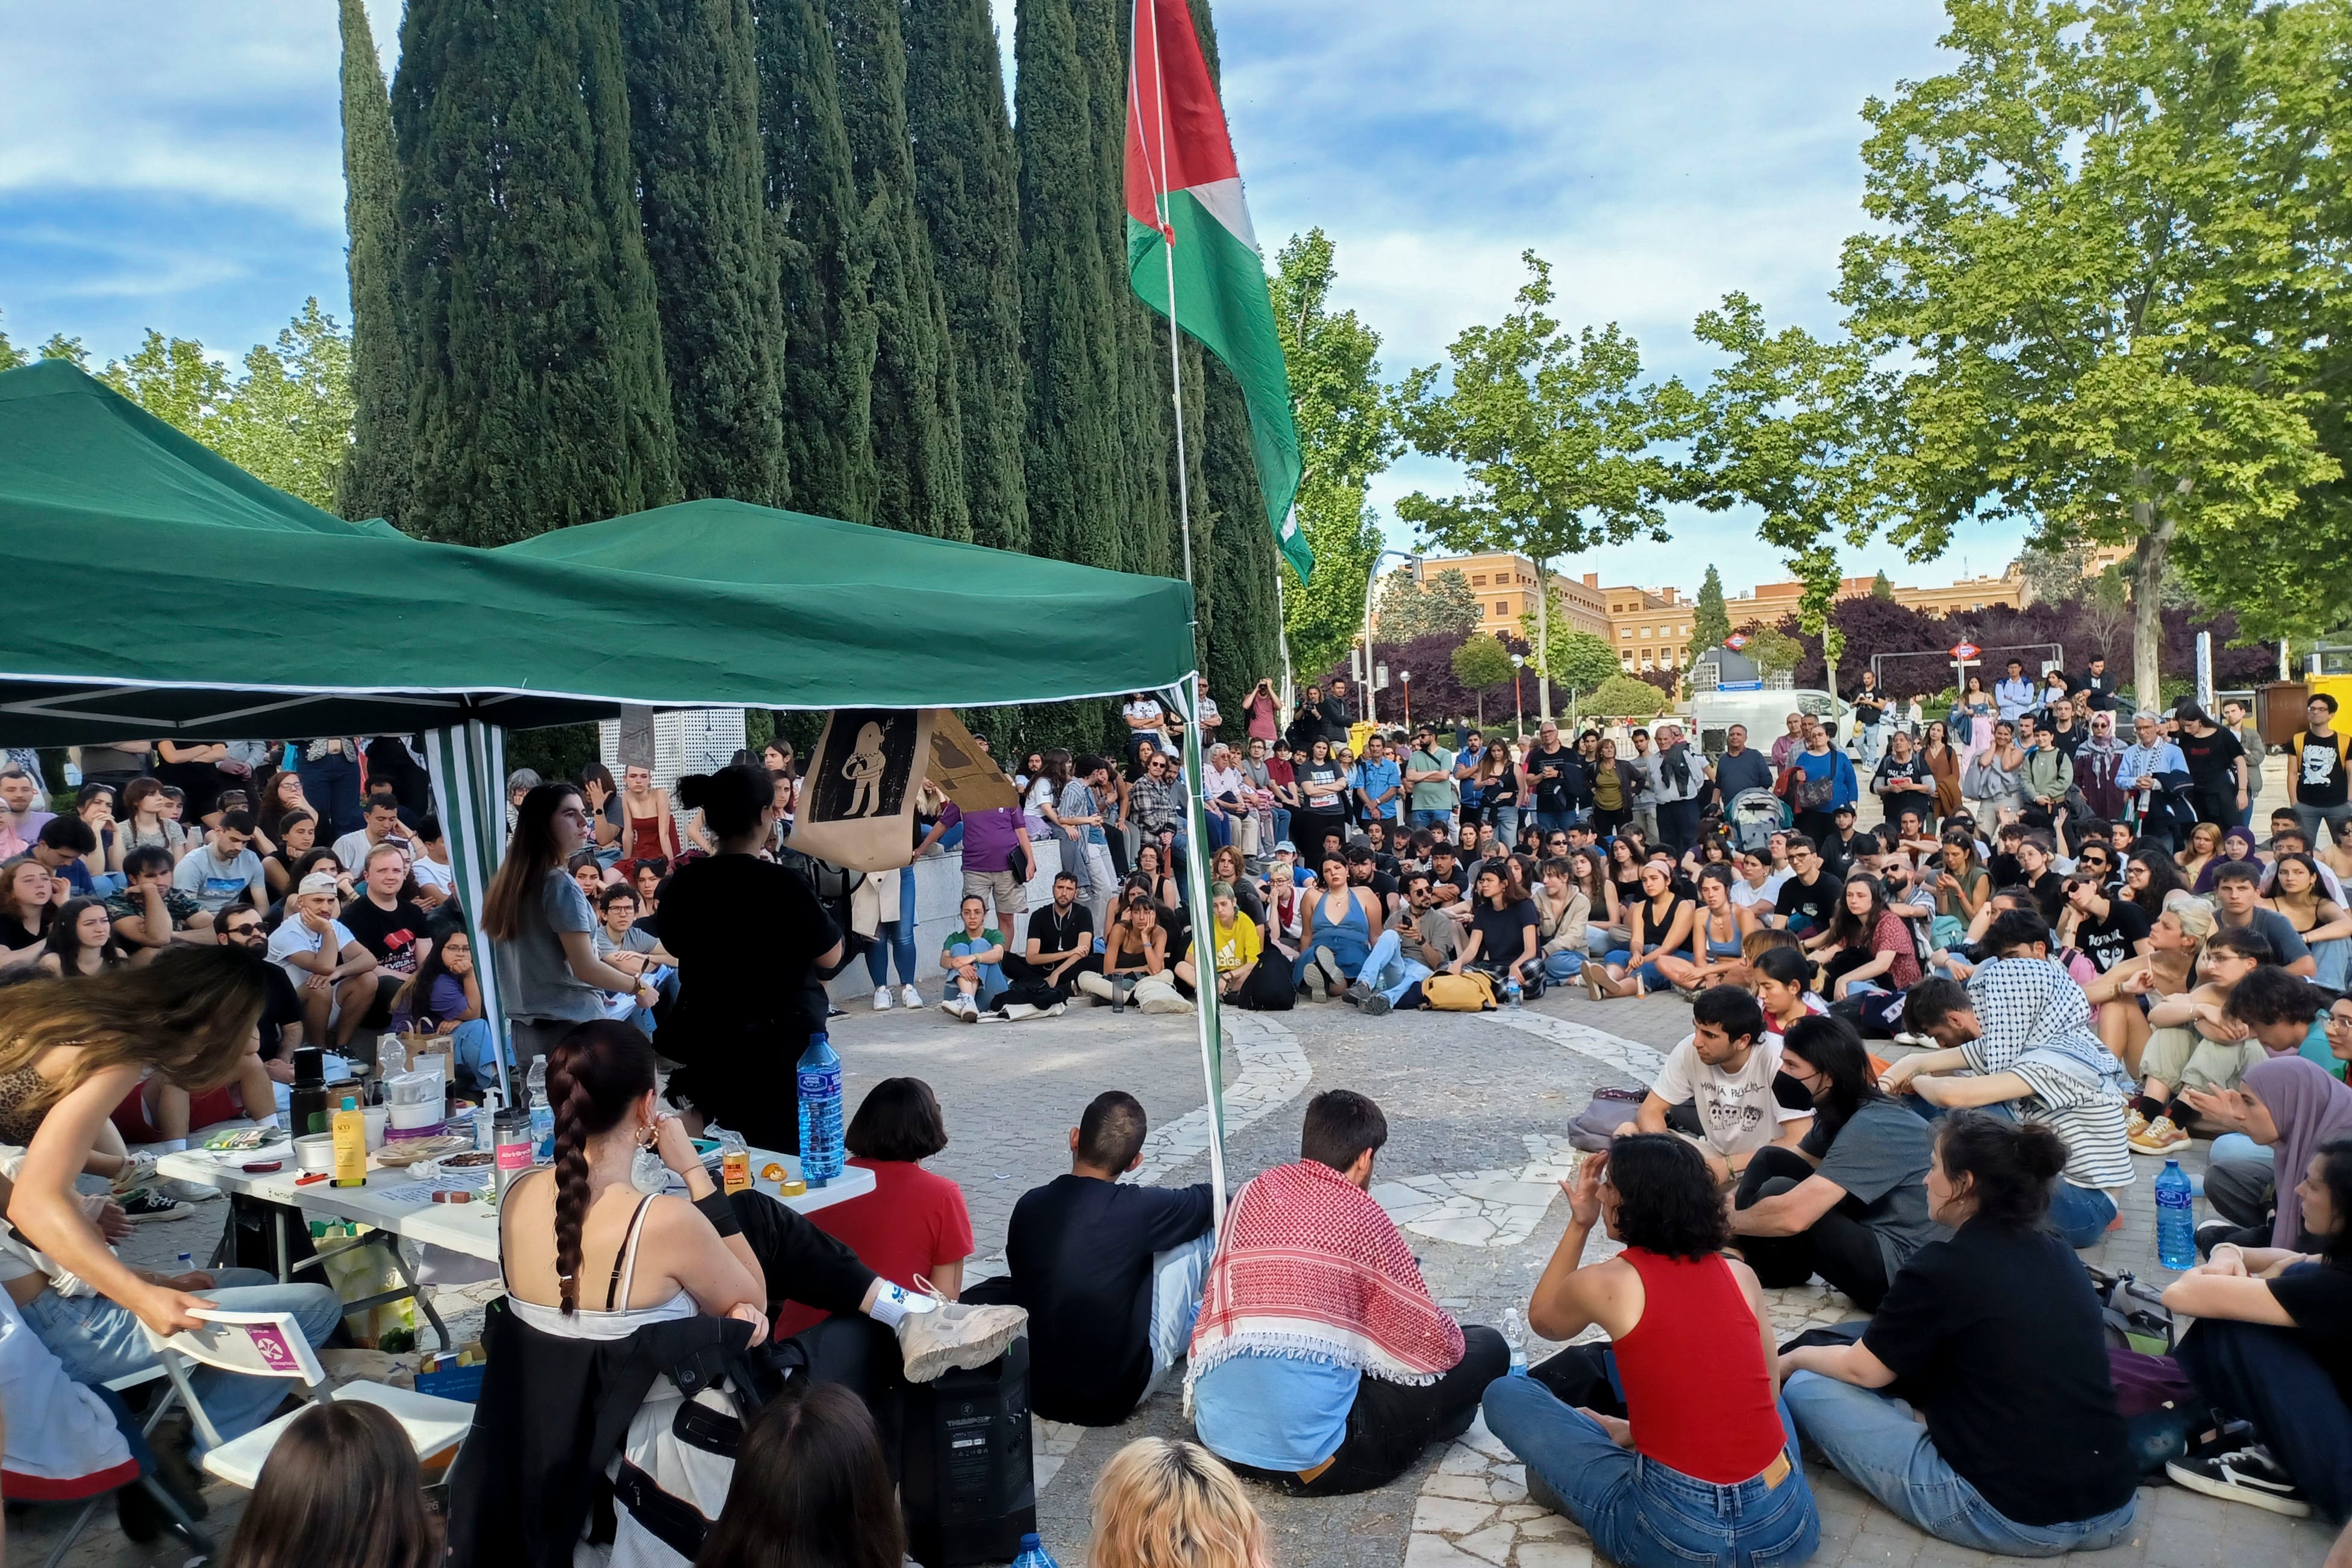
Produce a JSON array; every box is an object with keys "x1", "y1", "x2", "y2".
[
  {"x1": 264, "y1": 871, "x2": 378, "y2": 1049},
  {"x1": 1819, "y1": 804, "x2": 1874, "y2": 880}
]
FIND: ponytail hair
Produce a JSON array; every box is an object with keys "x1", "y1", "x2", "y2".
[
  {"x1": 676, "y1": 763, "x2": 772, "y2": 843},
  {"x1": 542, "y1": 1020, "x2": 658, "y2": 1314},
  {"x1": 1934, "y1": 1111, "x2": 2067, "y2": 1229}
]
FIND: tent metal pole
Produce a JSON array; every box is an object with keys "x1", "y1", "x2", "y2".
[{"x1": 1169, "y1": 675, "x2": 1228, "y2": 1223}]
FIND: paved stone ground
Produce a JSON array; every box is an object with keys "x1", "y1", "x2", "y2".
[{"x1": 19, "y1": 976, "x2": 2337, "y2": 1566}]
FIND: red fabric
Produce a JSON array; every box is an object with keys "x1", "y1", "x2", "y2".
[
  {"x1": 2, "y1": 1457, "x2": 140, "y2": 1502},
  {"x1": 1187, "y1": 1160, "x2": 1463, "y2": 1385},
  {"x1": 1124, "y1": 0, "x2": 1240, "y2": 224},
  {"x1": 773, "y1": 1159, "x2": 974, "y2": 1338},
  {"x1": 1866, "y1": 910, "x2": 1923, "y2": 990},
  {"x1": 109, "y1": 1081, "x2": 243, "y2": 1145},
  {"x1": 1614, "y1": 1249, "x2": 1785, "y2": 1484}
]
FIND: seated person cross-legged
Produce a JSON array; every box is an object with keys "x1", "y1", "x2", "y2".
[
  {"x1": 1781, "y1": 1113, "x2": 2139, "y2": 1558},
  {"x1": 998, "y1": 871, "x2": 1098, "y2": 1008},
  {"x1": 1481, "y1": 1135, "x2": 1820, "y2": 1568},
  {"x1": 1730, "y1": 1016, "x2": 1946, "y2": 1311},
  {"x1": 2162, "y1": 1122, "x2": 2352, "y2": 1524},
  {"x1": 1189, "y1": 1090, "x2": 1509, "y2": 1495},
  {"x1": 1622, "y1": 986, "x2": 1813, "y2": 1187},
  {"x1": 965, "y1": 1093, "x2": 1215, "y2": 1426}
]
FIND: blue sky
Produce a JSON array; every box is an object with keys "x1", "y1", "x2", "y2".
[{"x1": 0, "y1": 0, "x2": 2028, "y2": 593}]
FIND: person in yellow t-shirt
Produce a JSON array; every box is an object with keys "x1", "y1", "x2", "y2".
[{"x1": 1178, "y1": 883, "x2": 1260, "y2": 1002}]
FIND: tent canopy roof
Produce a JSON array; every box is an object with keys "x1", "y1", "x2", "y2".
[{"x1": 0, "y1": 361, "x2": 1195, "y2": 744}]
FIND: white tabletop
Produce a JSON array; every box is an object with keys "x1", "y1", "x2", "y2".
[{"x1": 156, "y1": 1144, "x2": 875, "y2": 1264}]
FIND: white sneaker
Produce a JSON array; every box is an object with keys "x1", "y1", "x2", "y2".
[
  {"x1": 899, "y1": 984, "x2": 924, "y2": 1010},
  {"x1": 1139, "y1": 992, "x2": 1195, "y2": 1014},
  {"x1": 164, "y1": 1178, "x2": 224, "y2": 1205},
  {"x1": 895, "y1": 1298, "x2": 1030, "y2": 1383},
  {"x1": 940, "y1": 995, "x2": 966, "y2": 1019},
  {"x1": 872, "y1": 985, "x2": 893, "y2": 1011}
]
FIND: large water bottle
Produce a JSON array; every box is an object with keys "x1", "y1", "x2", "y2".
[
  {"x1": 796, "y1": 1034, "x2": 845, "y2": 1186},
  {"x1": 2155, "y1": 1157, "x2": 2196, "y2": 1271},
  {"x1": 1011, "y1": 1533, "x2": 1060, "y2": 1568},
  {"x1": 1504, "y1": 973, "x2": 1522, "y2": 1008},
  {"x1": 527, "y1": 1057, "x2": 554, "y2": 1164}
]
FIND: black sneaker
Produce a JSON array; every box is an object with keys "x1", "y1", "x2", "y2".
[
  {"x1": 1342, "y1": 981, "x2": 1373, "y2": 1008},
  {"x1": 1359, "y1": 992, "x2": 1392, "y2": 1017},
  {"x1": 2195, "y1": 1219, "x2": 2241, "y2": 1257},
  {"x1": 116, "y1": 1187, "x2": 188, "y2": 1225},
  {"x1": 2166, "y1": 1444, "x2": 2312, "y2": 1517}
]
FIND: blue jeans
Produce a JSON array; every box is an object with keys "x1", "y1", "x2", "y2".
[
  {"x1": 1484, "y1": 1370, "x2": 1819, "y2": 1568},
  {"x1": 1541, "y1": 950, "x2": 1584, "y2": 982},
  {"x1": 866, "y1": 870, "x2": 921, "y2": 988},
  {"x1": 1490, "y1": 805, "x2": 1520, "y2": 845},
  {"x1": 1357, "y1": 929, "x2": 1432, "y2": 1004},
  {"x1": 1535, "y1": 809, "x2": 1578, "y2": 837},
  {"x1": 1271, "y1": 806, "x2": 1292, "y2": 849},
  {"x1": 2209, "y1": 1132, "x2": 2272, "y2": 1167},
  {"x1": 446, "y1": 1017, "x2": 499, "y2": 1090},
  {"x1": 1605, "y1": 949, "x2": 1672, "y2": 992},
  {"x1": 22, "y1": 1270, "x2": 344, "y2": 1448},
  {"x1": 1410, "y1": 808, "x2": 1453, "y2": 832},
  {"x1": 296, "y1": 751, "x2": 363, "y2": 841},
  {"x1": 2046, "y1": 1181, "x2": 2117, "y2": 1248},
  {"x1": 1783, "y1": 1372, "x2": 2135, "y2": 1555}
]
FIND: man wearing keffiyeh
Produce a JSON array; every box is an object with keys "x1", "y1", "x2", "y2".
[{"x1": 1187, "y1": 1090, "x2": 1510, "y2": 1495}]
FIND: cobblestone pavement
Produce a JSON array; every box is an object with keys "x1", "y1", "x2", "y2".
[{"x1": 23, "y1": 978, "x2": 2336, "y2": 1567}]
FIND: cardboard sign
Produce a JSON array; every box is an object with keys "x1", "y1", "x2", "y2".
[
  {"x1": 787, "y1": 708, "x2": 937, "y2": 872},
  {"x1": 928, "y1": 710, "x2": 1018, "y2": 811}
]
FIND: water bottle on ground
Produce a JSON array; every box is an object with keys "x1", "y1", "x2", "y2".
[
  {"x1": 796, "y1": 1033, "x2": 845, "y2": 1186},
  {"x1": 1504, "y1": 973, "x2": 1522, "y2": 1008},
  {"x1": 527, "y1": 1057, "x2": 554, "y2": 1164},
  {"x1": 1012, "y1": 1533, "x2": 1060, "y2": 1568},
  {"x1": 2156, "y1": 1158, "x2": 2196, "y2": 1271}
]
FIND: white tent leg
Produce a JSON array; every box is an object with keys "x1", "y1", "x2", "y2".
[
  {"x1": 424, "y1": 719, "x2": 511, "y2": 1102},
  {"x1": 1167, "y1": 676, "x2": 1228, "y2": 1222}
]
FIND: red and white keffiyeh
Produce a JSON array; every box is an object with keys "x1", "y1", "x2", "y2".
[{"x1": 1186, "y1": 1160, "x2": 1465, "y2": 1394}]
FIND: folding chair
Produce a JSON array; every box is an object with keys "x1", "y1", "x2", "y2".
[
  {"x1": 143, "y1": 1310, "x2": 475, "y2": 1491},
  {"x1": 0, "y1": 1334, "x2": 210, "y2": 1566}
]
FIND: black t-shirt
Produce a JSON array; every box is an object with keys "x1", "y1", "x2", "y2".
[
  {"x1": 1863, "y1": 1219, "x2": 2136, "y2": 1526},
  {"x1": 1775, "y1": 873, "x2": 1835, "y2": 935},
  {"x1": 341, "y1": 896, "x2": 431, "y2": 981},
  {"x1": 1002, "y1": 1175, "x2": 1216, "y2": 1424},
  {"x1": 1988, "y1": 851, "x2": 2022, "y2": 889},
  {"x1": 657, "y1": 855, "x2": 840, "y2": 1036},
  {"x1": 1427, "y1": 861, "x2": 1470, "y2": 900},
  {"x1": 1819, "y1": 828, "x2": 1871, "y2": 878},
  {"x1": 1528, "y1": 745, "x2": 1582, "y2": 811},
  {"x1": 2269, "y1": 1258, "x2": 2352, "y2": 1404},
  {"x1": 2179, "y1": 727, "x2": 2245, "y2": 790},
  {"x1": 2022, "y1": 869, "x2": 2066, "y2": 927},
  {"x1": 2042, "y1": 722, "x2": 2088, "y2": 760},
  {"x1": 2297, "y1": 732, "x2": 2351, "y2": 810},
  {"x1": 2074, "y1": 898, "x2": 2152, "y2": 975},
  {"x1": 0, "y1": 917, "x2": 44, "y2": 952},
  {"x1": 258, "y1": 963, "x2": 305, "y2": 1061},
  {"x1": 1852, "y1": 689, "x2": 1885, "y2": 725},
  {"x1": 1354, "y1": 869, "x2": 1398, "y2": 910},
  {"x1": 1469, "y1": 897, "x2": 1540, "y2": 968},
  {"x1": 1296, "y1": 760, "x2": 1347, "y2": 814},
  {"x1": 1024, "y1": 902, "x2": 1095, "y2": 961},
  {"x1": 1874, "y1": 754, "x2": 1930, "y2": 795}
]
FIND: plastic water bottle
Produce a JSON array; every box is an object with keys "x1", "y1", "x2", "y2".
[
  {"x1": 1012, "y1": 1533, "x2": 1060, "y2": 1568},
  {"x1": 526, "y1": 1057, "x2": 554, "y2": 1164},
  {"x1": 2156, "y1": 1158, "x2": 2196, "y2": 1271},
  {"x1": 796, "y1": 1034, "x2": 845, "y2": 1186},
  {"x1": 1504, "y1": 974, "x2": 1522, "y2": 1008}
]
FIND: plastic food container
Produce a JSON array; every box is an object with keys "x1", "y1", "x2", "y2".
[{"x1": 294, "y1": 1134, "x2": 336, "y2": 1172}]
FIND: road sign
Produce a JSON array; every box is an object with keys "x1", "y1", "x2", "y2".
[
  {"x1": 1949, "y1": 642, "x2": 1980, "y2": 661},
  {"x1": 1725, "y1": 633, "x2": 1748, "y2": 651}
]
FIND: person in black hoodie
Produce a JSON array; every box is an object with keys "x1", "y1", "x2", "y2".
[{"x1": 965, "y1": 1092, "x2": 1216, "y2": 1425}]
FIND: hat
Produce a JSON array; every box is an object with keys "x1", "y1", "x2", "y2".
[
  {"x1": 1273, "y1": 840, "x2": 1296, "y2": 855},
  {"x1": 298, "y1": 872, "x2": 340, "y2": 897},
  {"x1": 1831, "y1": 803, "x2": 1857, "y2": 819}
]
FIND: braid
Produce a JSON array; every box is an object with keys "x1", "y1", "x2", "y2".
[{"x1": 547, "y1": 1046, "x2": 597, "y2": 1316}]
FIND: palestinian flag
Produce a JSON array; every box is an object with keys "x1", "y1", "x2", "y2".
[{"x1": 1124, "y1": 0, "x2": 1310, "y2": 584}]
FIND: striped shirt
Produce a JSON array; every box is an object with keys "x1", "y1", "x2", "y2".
[{"x1": 1963, "y1": 1041, "x2": 2137, "y2": 1192}]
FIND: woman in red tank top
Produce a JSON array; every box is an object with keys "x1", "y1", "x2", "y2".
[
  {"x1": 616, "y1": 764, "x2": 681, "y2": 878},
  {"x1": 1481, "y1": 1135, "x2": 1819, "y2": 1568}
]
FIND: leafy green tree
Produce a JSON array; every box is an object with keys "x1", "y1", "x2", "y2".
[
  {"x1": 1268, "y1": 231, "x2": 1396, "y2": 680},
  {"x1": 1550, "y1": 630, "x2": 1622, "y2": 701},
  {"x1": 622, "y1": 0, "x2": 787, "y2": 507},
  {"x1": 1399, "y1": 251, "x2": 1698, "y2": 719},
  {"x1": 1013, "y1": 0, "x2": 1122, "y2": 567},
  {"x1": 1451, "y1": 634, "x2": 1516, "y2": 726},
  {"x1": 334, "y1": 0, "x2": 410, "y2": 525},
  {"x1": 904, "y1": 0, "x2": 1029, "y2": 551},
  {"x1": 1691, "y1": 565, "x2": 1731, "y2": 651},
  {"x1": 1689, "y1": 292, "x2": 1891, "y2": 705},
  {"x1": 830, "y1": 0, "x2": 969, "y2": 541},
  {"x1": 98, "y1": 333, "x2": 232, "y2": 441},
  {"x1": 0, "y1": 310, "x2": 23, "y2": 369},
  {"x1": 1374, "y1": 567, "x2": 1481, "y2": 642},
  {"x1": 757, "y1": 0, "x2": 878, "y2": 523},
  {"x1": 1869, "y1": 569, "x2": 1895, "y2": 601},
  {"x1": 1837, "y1": 0, "x2": 2348, "y2": 695},
  {"x1": 1587, "y1": 674, "x2": 1668, "y2": 719},
  {"x1": 1742, "y1": 625, "x2": 1803, "y2": 682},
  {"x1": 218, "y1": 301, "x2": 356, "y2": 510},
  {"x1": 393, "y1": 0, "x2": 679, "y2": 544}
]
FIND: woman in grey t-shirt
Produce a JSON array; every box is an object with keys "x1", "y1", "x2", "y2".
[{"x1": 483, "y1": 782, "x2": 657, "y2": 1069}]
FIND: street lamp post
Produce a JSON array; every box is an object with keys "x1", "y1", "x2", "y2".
[
  {"x1": 1362, "y1": 549, "x2": 1423, "y2": 728},
  {"x1": 1510, "y1": 654, "x2": 1524, "y2": 737},
  {"x1": 1400, "y1": 670, "x2": 1412, "y2": 728}
]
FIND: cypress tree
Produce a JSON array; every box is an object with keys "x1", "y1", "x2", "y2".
[
  {"x1": 904, "y1": 0, "x2": 1030, "y2": 553},
  {"x1": 393, "y1": 0, "x2": 678, "y2": 544},
  {"x1": 621, "y1": 0, "x2": 787, "y2": 505},
  {"x1": 334, "y1": 0, "x2": 410, "y2": 526},
  {"x1": 828, "y1": 0, "x2": 970, "y2": 541},
  {"x1": 754, "y1": 0, "x2": 878, "y2": 523},
  {"x1": 1015, "y1": 0, "x2": 1124, "y2": 569}
]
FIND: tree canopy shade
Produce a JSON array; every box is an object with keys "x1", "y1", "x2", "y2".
[{"x1": 0, "y1": 361, "x2": 1198, "y2": 742}]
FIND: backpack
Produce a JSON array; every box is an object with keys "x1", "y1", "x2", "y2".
[{"x1": 1422, "y1": 969, "x2": 1498, "y2": 1011}]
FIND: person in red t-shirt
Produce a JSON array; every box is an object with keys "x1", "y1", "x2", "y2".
[{"x1": 775, "y1": 1078, "x2": 975, "y2": 1337}]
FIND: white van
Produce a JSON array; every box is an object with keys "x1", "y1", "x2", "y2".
[{"x1": 1686, "y1": 689, "x2": 1848, "y2": 759}]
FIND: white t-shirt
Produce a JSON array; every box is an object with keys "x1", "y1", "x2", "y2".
[
  {"x1": 1729, "y1": 871, "x2": 1789, "y2": 910},
  {"x1": 332, "y1": 828, "x2": 413, "y2": 877},
  {"x1": 1124, "y1": 698, "x2": 1164, "y2": 726},
  {"x1": 170, "y1": 844, "x2": 266, "y2": 913},
  {"x1": 411, "y1": 855, "x2": 457, "y2": 899},
  {"x1": 1651, "y1": 1035, "x2": 1807, "y2": 1160},
  {"x1": 266, "y1": 917, "x2": 357, "y2": 987}
]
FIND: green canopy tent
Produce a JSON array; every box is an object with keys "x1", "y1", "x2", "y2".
[{"x1": 0, "y1": 362, "x2": 1233, "y2": 1201}]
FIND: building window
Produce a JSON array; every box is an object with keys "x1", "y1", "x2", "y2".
[
  {"x1": 1619, "y1": 628, "x2": 1631, "y2": 639},
  {"x1": 1471, "y1": 575, "x2": 1487, "y2": 586},
  {"x1": 1640, "y1": 627, "x2": 1652, "y2": 638},
  {"x1": 1495, "y1": 601, "x2": 1509, "y2": 616}
]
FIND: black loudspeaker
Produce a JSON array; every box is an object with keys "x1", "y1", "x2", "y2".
[{"x1": 901, "y1": 1336, "x2": 1036, "y2": 1568}]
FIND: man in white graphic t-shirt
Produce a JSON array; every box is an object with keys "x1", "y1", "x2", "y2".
[{"x1": 1622, "y1": 984, "x2": 1816, "y2": 1185}]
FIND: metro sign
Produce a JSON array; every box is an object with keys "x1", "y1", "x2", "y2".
[
  {"x1": 1725, "y1": 633, "x2": 1748, "y2": 650},
  {"x1": 1950, "y1": 642, "x2": 1980, "y2": 661}
]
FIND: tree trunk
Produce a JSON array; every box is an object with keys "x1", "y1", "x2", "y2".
[
  {"x1": 2130, "y1": 499, "x2": 2174, "y2": 714},
  {"x1": 1534, "y1": 557, "x2": 1553, "y2": 722}
]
